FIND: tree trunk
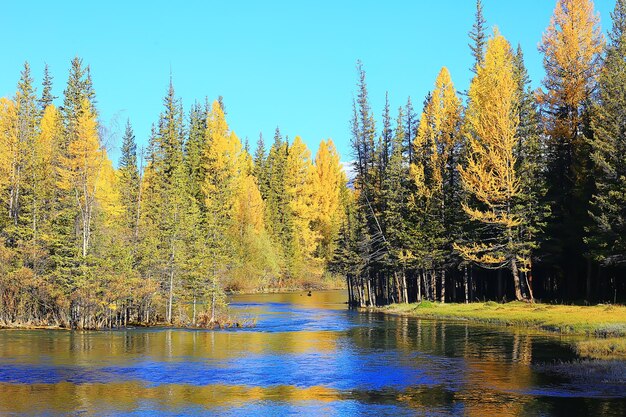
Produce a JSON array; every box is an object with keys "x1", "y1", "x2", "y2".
[
  {"x1": 417, "y1": 270, "x2": 422, "y2": 302},
  {"x1": 586, "y1": 258, "x2": 592, "y2": 303},
  {"x1": 431, "y1": 270, "x2": 436, "y2": 301},
  {"x1": 394, "y1": 271, "x2": 401, "y2": 304},
  {"x1": 358, "y1": 276, "x2": 365, "y2": 308},
  {"x1": 525, "y1": 262, "x2": 535, "y2": 303},
  {"x1": 211, "y1": 288, "x2": 216, "y2": 323},
  {"x1": 440, "y1": 270, "x2": 446, "y2": 303},
  {"x1": 367, "y1": 276, "x2": 374, "y2": 307},
  {"x1": 192, "y1": 294, "x2": 196, "y2": 326},
  {"x1": 402, "y1": 269, "x2": 408, "y2": 304},
  {"x1": 511, "y1": 256, "x2": 523, "y2": 301},
  {"x1": 167, "y1": 267, "x2": 174, "y2": 323},
  {"x1": 346, "y1": 274, "x2": 353, "y2": 306},
  {"x1": 463, "y1": 266, "x2": 469, "y2": 304}
]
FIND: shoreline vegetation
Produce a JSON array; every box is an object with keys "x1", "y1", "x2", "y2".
[
  {"x1": 375, "y1": 301, "x2": 626, "y2": 359},
  {"x1": 0, "y1": 286, "x2": 344, "y2": 331},
  {"x1": 0, "y1": 308, "x2": 257, "y2": 330}
]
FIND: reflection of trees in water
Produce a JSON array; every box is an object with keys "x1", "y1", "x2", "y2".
[
  {"x1": 1, "y1": 305, "x2": 624, "y2": 415},
  {"x1": 350, "y1": 313, "x2": 625, "y2": 416}
]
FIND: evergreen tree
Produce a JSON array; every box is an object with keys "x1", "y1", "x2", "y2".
[
  {"x1": 185, "y1": 101, "x2": 208, "y2": 205},
  {"x1": 62, "y1": 57, "x2": 90, "y2": 148},
  {"x1": 587, "y1": 0, "x2": 626, "y2": 273},
  {"x1": 119, "y1": 120, "x2": 140, "y2": 235},
  {"x1": 469, "y1": 0, "x2": 487, "y2": 73},
  {"x1": 382, "y1": 107, "x2": 411, "y2": 303},
  {"x1": 139, "y1": 79, "x2": 190, "y2": 323},
  {"x1": 39, "y1": 63, "x2": 56, "y2": 113},
  {"x1": 513, "y1": 45, "x2": 548, "y2": 300},
  {"x1": 404, "y1": 96, "x2": 417, "y2": 164},
  {"x1": 10, "y1": 62, "x2": 39, "y2": 239},
  {"x1": 539, "y1": 0, "x2": 604, "y2": 296},
  {"x1": 350, "y1": 61, "x2": 385, "y2": 306},
  {"x1": 265, "y1": 127, "x2": 291, "y2": 275},
  {"x1": 253, "y1": 132, "x2": 269, "y2": 200}
]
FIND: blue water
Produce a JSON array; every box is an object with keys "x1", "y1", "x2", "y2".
[{"x1": 0, "y1": 290, "x2": 624, "y2": 416}]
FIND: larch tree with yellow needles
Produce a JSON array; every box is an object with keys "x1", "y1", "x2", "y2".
[
  {"x1": 58, "y1": 98, "x2": 103, "y2": 258},
  {"x1": 311, "y1": 139, "x2": 345, "y2": 263},
  {"x1": 202, "y1": 100, "x2": 245, "y2": 317},
  {"x1": 411, "y1": 67, "x2": 463, "y2": 302},
  {"x1": 455, "y1": 30, "x2": 529, "y2": 301},
  {"x1": 538, "y1": 0, "x2": 604, "y2": 295},
  {"x1": 0, "y1": 98, "x2": 19, "y2": 225},
  {"x1": 285, "y1": 136, "x2": 320, "y2": 273}
]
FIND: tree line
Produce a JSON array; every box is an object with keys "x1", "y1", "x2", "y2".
[
  {"x1": 0, "y1": 60, "x2": 346, "y2": 328},
  {"x1": 331, "y1": 0, "x2": 626, "y2": 306}
]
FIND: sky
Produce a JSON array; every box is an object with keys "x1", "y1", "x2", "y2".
[{"x1": 0, "y1": 0, "x2": 615, "y2": 165}]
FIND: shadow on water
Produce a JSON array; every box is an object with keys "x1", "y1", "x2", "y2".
[{"x1": 0, "y1": 290, "x2": 624, "y2": 416}]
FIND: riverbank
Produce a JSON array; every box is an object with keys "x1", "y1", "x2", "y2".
[
  {"x1": 0, "y1": 310, "x2": 256, "y2": 331},
  {"x1": 377, "y1": 301, "x2": 626, "y2": 359},
  {"x1": 225, "y1": 273, "x2": 346, "y2": 294}
]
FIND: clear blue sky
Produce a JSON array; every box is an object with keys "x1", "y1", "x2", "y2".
[{"x1": 0, "y1": 1, "x2": 614, "y2": 164}]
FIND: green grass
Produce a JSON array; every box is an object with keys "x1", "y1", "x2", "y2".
[
  {"x1": 380, "y1": 301, "x2": 626, "y2": 359},
  {"x1": 382, "y1": 301, "x2": 626, "y2": 336},
  {"x1": 574, "y1": 338, "x2": 626, "y2": 360}
]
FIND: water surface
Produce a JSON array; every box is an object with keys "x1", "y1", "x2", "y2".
[{"x1": 0, "y1": 290, "x2": 624, "y2": 416}]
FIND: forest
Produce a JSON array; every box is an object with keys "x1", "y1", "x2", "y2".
[
  {"x1": 1, "y1": 0, "x2": 625, "y2": 330},
  {"x1": 0, "y1": 61, "x2": 346, "y2": 329},
  {"x1": 331, "y1": 0, "x2": 626, "y2": 307}
]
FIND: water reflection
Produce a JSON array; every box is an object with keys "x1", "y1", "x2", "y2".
[{"x1": 0, "y1": 290, "x2": 624, "y2": 416}]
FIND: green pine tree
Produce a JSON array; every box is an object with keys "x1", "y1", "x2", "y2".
[
  {"x1": 588, "y1": 0, "x2": 626, "y2": 273},
  {"x1": 119, "y1": 120, "x2": 140, "y2": 236},
  {"x1": 39, "y1": 63, "x2": 57, "y2": 113},
  {"x1": 469, "y1": 0, "x2": 487, "y2": 73}
]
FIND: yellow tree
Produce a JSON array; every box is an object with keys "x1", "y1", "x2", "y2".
[
  {"x1": 0, "y1": 98, "x2": 18, "y2": 224},
  {"x1": 204, "y1": 101, "x2": 245, "y2": 214},
  {"x1": 95, "y1": 155, "x2": 123, "y2": 227},
  {"x1": 232, "y1": 172, "x2": 278, "y2": 288},
  {"x1": 285, "y1": 136, "x2": 320, "y2": 267},
  {"x1": 32, "y1": 105, "x2": 63, "y2": 240},
  {"x1": 58, "y1": 98, "x2": 103, "y2": 257},
  {"x1": 455, "y1": 30, "x2": 528, "y2": 301},
  {"x1": 234, "y1": 174, "x2": 266, "y2": 237},
  {"x1": 538, "y1": 0, "x2": 604, "y2": 289},
  {"x1": 311, "y1": 139, "x2": 345, "y2": 262},
  {"x1": 411, "y1": 67, "x2": 462, "y2": 301},
  {"x1": 202, "y1": 101, "x2": 247, "y2": 315},
  {"x1": 539, "y1": 0, "x2": 603, "y2": 143},
  {"x1": 412, "y1": 67, "x2": 462, "y2": 200}
]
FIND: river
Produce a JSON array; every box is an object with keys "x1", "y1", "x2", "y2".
[{"x1": 0, "y1": 290, "x2": 624, "y2": 416}]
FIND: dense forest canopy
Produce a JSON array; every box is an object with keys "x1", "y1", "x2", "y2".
[
  {"x1": 332, "y1": 0, "x2": 626, "y2": 307},
  {"x1": 0, "y1": 60, "x2": 346, "y2": 328},
  {"x1": 1, "y1": 0, "x2": 625, "y2": 330}
]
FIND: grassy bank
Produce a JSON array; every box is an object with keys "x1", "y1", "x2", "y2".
[{"x1": 378, "y1": 301, "x2": 626, "y2": 359}]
